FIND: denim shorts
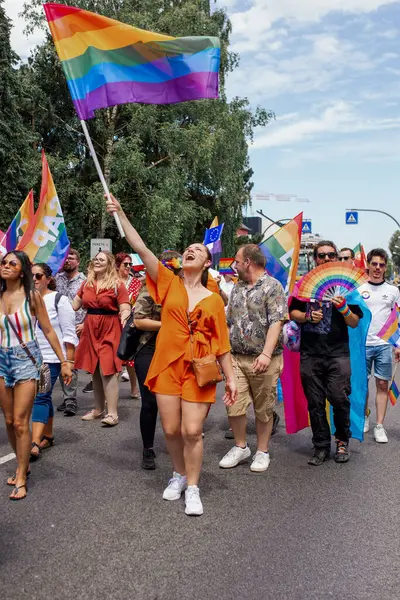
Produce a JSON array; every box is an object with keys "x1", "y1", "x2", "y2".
[
  {"x1": 0, "y1": 341, "x2": 43, "y2": 388},
  {"x1": 366, "y1": 344, "x2": 393, "y2": 381}
]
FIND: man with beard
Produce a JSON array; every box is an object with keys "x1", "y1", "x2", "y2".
[
  {"x1": 55, "y1": 249, "x2": 87, "y2": 415},
  {"x1": 219, "y1": 244, "x2": 287, "y2": 473}
]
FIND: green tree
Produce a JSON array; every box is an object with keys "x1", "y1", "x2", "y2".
[
  {"x1": 20, "y1": 0, "x2": 273, "y2": 260},
  {"x1": 0, "y1": 0, "x2": 36, "y2": 229},
  {"x1": 389, "y1": 230, "x2": 400, "y2": 269}
]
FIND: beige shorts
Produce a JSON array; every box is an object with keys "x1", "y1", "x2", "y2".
[{"x1": 227, "y1": 354, "x2": 283, "y2": 423}]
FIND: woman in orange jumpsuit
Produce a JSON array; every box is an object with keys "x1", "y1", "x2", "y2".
[{"x1": 106, "y1": 195, "x2": 237, "y2": 517}]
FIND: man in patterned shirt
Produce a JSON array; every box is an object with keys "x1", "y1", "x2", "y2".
[
  {"x1": 55, "y1": 249, "x2": 87, "y2": 415},
  {"x1": 219, "y1": 244, "x2": 287, "y2": 473}
]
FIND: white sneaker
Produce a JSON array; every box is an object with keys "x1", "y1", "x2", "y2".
[
  {"x1": 162, "y1": 472, "x2": 187, "y2": 500},
  {"x1": 374, "y1": 425, "x2": 388, "y2": 443},
  {"x1": 120, "y1": 371, "x2": 130, "y2": 382},
  {"x1": 364, "y1": 416, "x2": 370, "y2": 433},
  {"x1": 219, "y1": 445, "x2": 251, "y2": 468},
  {"x1": 185, "y1": 486, "x2": 203, "y2": 516},
  {"x1": 250, "y1": 451, "x2": 271, "y2": 472}
]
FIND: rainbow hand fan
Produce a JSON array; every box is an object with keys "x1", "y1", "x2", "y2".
[{"x1": 294, "y1": 262, "x2": 368, "y2": 301}]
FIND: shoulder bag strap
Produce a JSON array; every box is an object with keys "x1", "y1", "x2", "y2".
[
  {"x1": 187, "y1": 311, "x2": 195, "y2": 362},
  {"x1": 1, "y1": 300, "x2": 38, "y2": 367}
]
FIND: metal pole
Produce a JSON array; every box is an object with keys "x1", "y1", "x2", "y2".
[
  {"x1": 80, "y1": 119, "x2": 125, "y2": 238},
  {"x1": 350, "y1": 208, "x2": 400, "y2": 229}
]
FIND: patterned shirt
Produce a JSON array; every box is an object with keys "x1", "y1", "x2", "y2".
[
  {"x1": 134, "y1": 284, "x2": 162, "y2": 346},
  {"x1": 227, "y1": 274, "x2": 288, "y2": 356},
  {"x1": 55, "y1": 271, "x2": 87, "y2": 325}
]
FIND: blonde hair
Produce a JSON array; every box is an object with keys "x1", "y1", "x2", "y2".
[{"x1": 85, "y1": 251, "x2": 119, "y2": 292}]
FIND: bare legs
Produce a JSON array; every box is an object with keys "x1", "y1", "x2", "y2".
[
  {"x1": 156, "y1": 395, "x2": 210, "y2": 486},
  {"x1": 92, "y1": 364, "x2": 119, "y2": 418},
  {"x1": 127, "y1": 365, "x2": 140, "y2": 398},
  {"x1": 0, "y1": 378, "x2": 36, "y2": 498},
  {"x1": 229, "y1": 414, "x2": 273, "y2": 452},
  {"x1": 375, "y1": 378, "x2": 389, "y2": 425}
]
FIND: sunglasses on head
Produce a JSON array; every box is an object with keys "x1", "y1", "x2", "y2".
[
  {"x1": 33, "y1": 273, "x2": 44, "y2": 281},
  {"x1": 317, "y1": 252, "x2": 337, "y2": 260},
  {"x1": 338, "y1": 256, "x2": 351, "y2": 262},
  {"x1": 1, "y1": 259, "x2": 19, "y2": 268},
  {"x1": 370, "y1": 261, "x2": 386, "y2": 268}
]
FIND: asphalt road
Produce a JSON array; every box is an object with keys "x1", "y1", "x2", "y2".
[{"x1": 1, "y1": 374, "x2": 400, "y2": 600}]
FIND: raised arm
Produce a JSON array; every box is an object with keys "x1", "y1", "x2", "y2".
[{"x1": 106, "y1": 194, "x2": 159, "y2": 282}]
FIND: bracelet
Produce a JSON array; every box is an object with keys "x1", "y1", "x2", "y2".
[
  {"x1": 262, "y1": 352, "x2": 271, "y2": 359},
  {"x1": 62, "y1": 360, "x2": 74, "y2": 365}
]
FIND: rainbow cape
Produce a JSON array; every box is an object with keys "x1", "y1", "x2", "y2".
[
  {"x1": 5, "y1": 191, "x2": 35, "y2": 252},
  {"x1": 43, "y1": 3, "x2": 220, "y2": 120},
  {"x1": 281, "y1": 290, "x2": 371, "y2": 442},
  {"x1": 377, "y1": 305, "x2": 400, "y2": 348},
  {"x1": 259, "y1": 213, "x2": 302, "y2": 294},
  {"x1": 18, "y1": 152, "x2": 70, "y2": 274}
]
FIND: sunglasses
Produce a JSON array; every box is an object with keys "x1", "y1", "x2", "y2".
[
  {"x1": 33, "y1": 273, "x2": 44, "y2": 281},
  {"x1": 338, "y1": 256, "x2": 351, "y2": 262},
  {"x1": 122, "y1": 262, "x2": 132, "y2": 268},
  {"x1": 370, "y1": 262, "x2": 386, "y2": 268},
  {"x1": 1, "y1": 259, "x2": 19, "y2": 268},
  {"x1": 317, "y1": 252, "x2": 337, "y2": 260}
]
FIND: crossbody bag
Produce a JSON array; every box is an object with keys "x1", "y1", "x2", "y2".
[{"x1": 188, "y1": 313, "x2": 223, "y2": 388}]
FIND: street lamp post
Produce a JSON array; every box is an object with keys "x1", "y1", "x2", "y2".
[{"x1": 349, "y1": 208, "x2": 400, "y2": 229}]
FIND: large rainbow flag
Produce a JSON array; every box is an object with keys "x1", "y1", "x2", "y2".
[
  {"x1": 259, "y1": 213, "x2": 302, "y2": 294},
  {"x1": 5, "y1": 191, "x2": 35, "y2": 252},
  {"x1": 43, "y1": 3, "x2": 220, "y2": 120},
  {"x1": 377, "y1": 305, "x2": 400, "y2": 348},
  {"x1": 18, "y1": 152, "x2": 70, "y2": 274}
]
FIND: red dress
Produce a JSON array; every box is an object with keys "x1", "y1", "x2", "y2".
[{"x1": 75, "y1": 283, "x2": 130, "y2": 376}]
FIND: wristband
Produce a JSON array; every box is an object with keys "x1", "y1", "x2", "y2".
[{"x1": 336, "y1": 302, "x2": 351, "y2": 318}]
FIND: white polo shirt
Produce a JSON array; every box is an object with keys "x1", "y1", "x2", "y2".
[{"x1": 359, "y1": 281, "x2": 400, "y2": 346}]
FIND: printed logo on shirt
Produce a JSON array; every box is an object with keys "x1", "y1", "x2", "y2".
[{"x1": 362, "y1": 291, "x2": 371, "y2": 300}]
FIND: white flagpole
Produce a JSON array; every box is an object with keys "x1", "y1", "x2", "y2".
[{"x1": 80, "y1": 119, "x2": 125, "y2": 238}]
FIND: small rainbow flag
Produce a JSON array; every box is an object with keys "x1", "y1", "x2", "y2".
[
  {"x1": 43, "y1": 3, "x2": 220, "y2": 121},
  {"x1": 5, "y1": 191, "x2": 35, "y2": 251},
  {"x1": 377, "y1": 305, "x2": 400, "y2": 348},
  {"x1": 259, "y1": 213, "x2": 303, "y2": 294},
  {"x1": 389, "y1": 379, "x2": 399, "y2": 406},
  {"x1": 219, "y1": 258, "x2": 235, "y2": 275}
]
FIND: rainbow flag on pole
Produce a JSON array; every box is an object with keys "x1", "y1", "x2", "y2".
[
  {"x1": 5, "y1": 191, "x2": 35, "y2": 251},
  {"x1": 43, "y1": 3, "x2": 220, "y2": 121},
  {"x1": 18, "y1": 152, "x2": 70, "y2": 274},
  {"x1": 377, "y1": 305, "x2": 400, "y2": 348},
  {"x1": 389, "y1": 379, "x2": 399, "y2": 406},
  {"x1": 259, "y1": 213, "x2": 303, "y2": 294}
]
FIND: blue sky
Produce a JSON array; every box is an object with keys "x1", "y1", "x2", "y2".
[{"x1": 5, "y1": 0, "x2": 400, "y2": 253}]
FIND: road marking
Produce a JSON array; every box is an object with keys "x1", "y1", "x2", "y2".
[{"x1": 0, "y1": 453, "x2": 16, "y2": 465}]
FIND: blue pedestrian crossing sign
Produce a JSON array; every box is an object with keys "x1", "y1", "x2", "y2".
[
  {"x1": 302, "y1": 220, "x2": 312, "y2": 234},
  {"x1": 345, "y1": 211, "x2": 358, "y2": 225}
]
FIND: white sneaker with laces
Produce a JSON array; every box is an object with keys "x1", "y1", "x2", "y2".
[
  {"x1": 219, "y1": 445, "x2": 251, "y2": 468},
  {"x1": 374, "y1": 424, "x2": 388, "y2": 443},
  {"x1": 250, "y1": 451, "x2": 271, "y2": 472},
  {"x1": 185, "y1": 486, "x2": 203, "y2": 516},
  {"x1": 162, "y1": 472, "x2": 187, "y2": 500},
  {"x1": 364, "y1": 416, "x2": 370, "y2": 433}
]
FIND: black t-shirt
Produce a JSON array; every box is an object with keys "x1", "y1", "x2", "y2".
[{"x1": 289, "y1": 298, "x2": 363, "y2": 357}]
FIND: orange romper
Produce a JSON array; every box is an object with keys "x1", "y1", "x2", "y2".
[{"x1": 145, "y1": 264, "x2": 231, "y2": 403}]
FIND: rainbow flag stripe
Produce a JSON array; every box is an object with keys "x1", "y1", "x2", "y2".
[
  {"x1": 259, "y1": 213, "x2": 303, "y2": 294},
  {"x1": 219, "y1": 258, "x2": 235, "y2": 275},
  {"x1": 389, "y1": 380, "x2": 399, "y2": 406},
  {"x1": 5, "y1": 191, "x2": 34, "y2": 251},
  {"x1": 377, "y1": 305, "x2": 400, "y2": 347},
  {"x1": 43, "y1": 3, "x2": 220, "y2": 120}
]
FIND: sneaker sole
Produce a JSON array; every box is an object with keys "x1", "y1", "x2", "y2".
[
  {"x1": 219, "y1": 457, "x2": 250, "y2": 469},
  {"x1": 250, "y1": 464, "x2": 270, "y2": 473},
  {"x1": 185, "y1": 508, "x2": 203, "y2": 516},
  {"x1": 163, "y1": 492, "x2": 185, "y2": 501},
  {"x1": 374, "y1": 438, "x2": 388, "y2": 443}
]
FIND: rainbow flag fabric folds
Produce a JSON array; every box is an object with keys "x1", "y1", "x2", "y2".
[
  {"x1": 18, "y1": 152, "x2": 70, "y2": 274},
  {"x1": 259, "y1": 213, "x2": 302, "y2": 294},
  {"x1": 43, "y1": 3, "x2": 220, "y2": 120},
  {"x1": 5, "y1": 191, "x2": 35, "y2": 252},
  {"x1": 389, "y1": 379, "x2": 399, "y2": 406},
  {"x1": 377, "y1": 305, "x2": 400, "y2": 348}
]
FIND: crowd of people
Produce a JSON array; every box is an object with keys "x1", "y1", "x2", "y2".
[{"x1": 0, "y1": 197, "x2": 398, "y2": 515}]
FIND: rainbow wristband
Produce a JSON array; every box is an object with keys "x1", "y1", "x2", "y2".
[{"x1": 336, "y1": 301, "x2": 351, "y2": 318}]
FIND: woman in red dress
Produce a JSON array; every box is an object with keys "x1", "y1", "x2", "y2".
[{"x1": 73, "y1": 252, "x2": 131, "y2": 427}]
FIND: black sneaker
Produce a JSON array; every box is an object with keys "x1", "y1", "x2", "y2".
[
  {"x1": 141, "y1": 449, "x2": 156, "y2": 470},
  {"x1": 334, "y1": 440, "x2": 350, "y2": 463},
  {"x1": 64, "y1": 399, "x2": 77, "y2": 416},
  {"x1": 57, "y1": 401, "x2": 66, "y2": 412},
  {"x1": 82, "y1": 381, "x2": 93, "y2": 393},
  {"x1": 271, "y1": 411, "x2": 280, "y2": 436},
  {"x1": 224, "y1": 428, "x2": 234, "y2": 439},
  {"x1": 308, "y1": 448, "x2": 330, "y2": 466}
]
